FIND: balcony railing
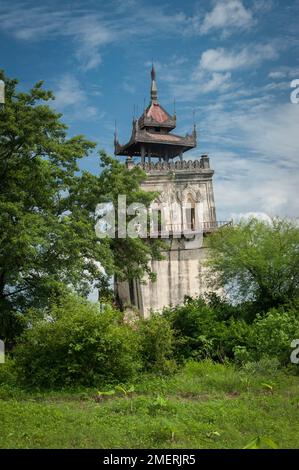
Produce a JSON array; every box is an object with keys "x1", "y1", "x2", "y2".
[
  {"x1": 148, "y1": 220, "x2": 232, "y2": 238},
  {"x1": 137, "y1": 158, "x2": 210, "y2": 172},
  {"x1": 200, "y1": 220, "x2": 232, "y2": 232}
]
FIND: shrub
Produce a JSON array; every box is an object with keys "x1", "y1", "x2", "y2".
[
  {"x1": 14, "y1": 294, "x2": 141, "y2": 387},
  {"x1": 162, "y1": 297, "x2": 251, "y2": 362},
  {"x1": 240, "y1": 357, "x2": 280, "y2": 376},
  {"x1": 0, "y1": 357, "x2": 18, "y2": 387},
  {"x1": 238, "y1": 307, "x2": 299, "y2": 366},
  {"x1": 162, "y1": 297, "x2": 215, "y2": 360},
  {"x1": 138, "y1": 314, "x2": 176, "y2": 373}
]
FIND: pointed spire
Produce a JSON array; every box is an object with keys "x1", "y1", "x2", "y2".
[
  {"x1": 114, "y1": 119, "x2": 117, "y2": 143},
  {"x1": 193, "y1": 122, "x2": 197, "y2": 139},
  {"x1": 192, "y1": 109, "x2": 197, "y2": 138},
  {"x1": 150, "y1": 62, "x2": 158, "y2": 103},
  {"x1": 114, "y1": 119, "x2": 119, "y2": 155},
  {"x1": 151, "y1": 62, "x2": 156, "y2": 81}
]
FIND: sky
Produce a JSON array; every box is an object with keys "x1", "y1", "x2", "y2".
[{"x1": 0, "y1": 0, "x2": 299, "y2": 221}]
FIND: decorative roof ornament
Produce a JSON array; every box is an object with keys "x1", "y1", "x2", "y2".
[
  {"x1": 150, "y1": 63, "x2": 158, "y2": 103},
  {"x1": 114, "y1": 65, "x2": 197, "y2": 158},
  {"x1": 193, "y1": 123, "x2": 197, "y2": 139},
  {"x1": 192, "y1": 109, "x2": 197, "y2": 139},
  {"x1": 114, "y1": 120, "x2": 118, "y2": 145}
]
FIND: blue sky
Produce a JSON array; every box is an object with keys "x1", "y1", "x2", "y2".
[{"x1": 1, "y1": 0, "x2": 299, "y2": 220}]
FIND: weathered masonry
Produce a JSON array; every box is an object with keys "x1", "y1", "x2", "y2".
[{"x1": 114, "y1": 66, "x2": 230, "y2": 317}]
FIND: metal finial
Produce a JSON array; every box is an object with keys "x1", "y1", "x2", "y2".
[
  {"x1": 151, "y1": 61, "x2": 156, "y2": 81},
  {"x1": 150, "y1": 61, "x2": 158, "y2": 102},
  {"x1": 192, "y1": 109, "x2": 197, "y2": 138},
  {"x1": 114, "y1": 119, "x2": 118, "y2": 141}
]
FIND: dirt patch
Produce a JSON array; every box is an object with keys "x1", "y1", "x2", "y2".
[{"x1": 226, "y1": 391, "x2": 240, "y2": 399}]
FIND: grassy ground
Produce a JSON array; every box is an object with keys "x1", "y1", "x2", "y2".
[{"x1": 0, "y1": 360, "x2": 298, "y2": 449}]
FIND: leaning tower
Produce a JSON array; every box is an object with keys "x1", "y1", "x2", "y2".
[{"x1": 114, "y1": 66, "x2": 228, "y2": 317}]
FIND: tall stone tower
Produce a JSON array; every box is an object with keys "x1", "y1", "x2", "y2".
[{"x1": 114, "y1": 66, "x2": 228, "y2": 317}]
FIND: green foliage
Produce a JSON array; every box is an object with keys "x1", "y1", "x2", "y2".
[
  {"x1": 162, "y1": 297, "x2": 251, "y2": 362},
  {"x1": 235, "y1": 307, "x2": 299, "y2": 366},
  {"x1": 96, "y1": 153, "x2": 165, "y2": 284},
  {"x1": 0, "y1": 71, "x2": 162, "y2": 341},
  {"x1": 115, "y1": 384, "x2": 135, "y2": 397},
  {"x1": 0, "y1": 71, "x2": 97, "y2": 336},
  {"x1": 162, "y1": 296, "x2": 299, "y2": 367},
  {"x1": 240, "y1": 357, "x2": 280, "y2": 376},
  {"x1": 14, "y1": 294, "x2": 141, "y2": 387},
  {"x1": 97, "y1": 389, "x2": 116, "y2": 398},
  {"x1": 138, "y1": 314, "x2": 176, "y2": 373},
  {"x1": 243, "y1": 436, "x2": 278, "y2": 449},
  {"x1": 208, "y1": 218, "x2": 299, "y2": 312},
  {"x1": 0, "y1": 357, "x2": 18, "y2": 387}
]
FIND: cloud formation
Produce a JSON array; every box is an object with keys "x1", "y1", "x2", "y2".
[
  {"x1": 199, "y1": 44, "x2": 278, "y2": 72},
  {"x1": 0, "y1": 1, "x2": 188, "y2": 71},
  {"x1": 199, "y1": 0, "x2": 253, "y2": 35},
  {"x1": 53, "y1": 74, "x2": 102, "y2": 120},
  {"x1": 0, "y1": 0, "x2": 298, "y2": 220}
]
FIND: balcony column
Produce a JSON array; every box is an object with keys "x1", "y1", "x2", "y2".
[
  {"x1": 141, "y1": 145, "x2": 145, "y2": 164},
  {"x1": 179, "y1": 150, "x2": 183, "y2": 162}
]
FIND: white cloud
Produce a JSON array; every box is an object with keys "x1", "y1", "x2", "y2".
[
  {"x1": 240, "y1": 102, "x2": 299, "y2": 166},
  {"x1": 198, "y1": 72, "x2": 232, "y2": 94},
  {"x1": 0, "y1": 3, "x2": 114, "y2": 71},
  {"x1": 268, "y1": 66, "x2": 299, "y2": 80},
  {"x1": 199, "y1": 0, "x2": 253, "y2": 35},
  {"x1": 0, "y1": 1, "x2": 188, "y2": 71},
  {"x1": 166, "y1": 42, "x2": 279, "y2": 102},
  {"x1": 54, "y1": 75, "x2": 86, "y2": 108},
  {"x1": 53, "y1": 74, "x2": 102, "y2": 121},
  {"x1": 199, "y1": 44, "x2": 278, "y2": 72},
  {"x1": 169, "y1": 71, "x2": 233, "y2": 101},
  {"x1": 268, "y1": 71, "x2": 286, "y2": 80},
  {"x1": 229, "y1": 212, "x2": 273, "y2": 223},
  {"x1": 69, "y1": 16, "x2": 113, "y2": 71},
  {"x1": 202, "y1": 101, "x2": 299, "y2": 219}
]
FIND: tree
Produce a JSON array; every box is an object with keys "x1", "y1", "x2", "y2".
[
  {"x1": 0, "y1": 71, "x2": 162, "y2": 341},
  {"x1": 207, "y1": 218, "x2": 299, "y2": 312}
]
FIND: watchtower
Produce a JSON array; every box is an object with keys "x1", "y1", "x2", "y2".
[{"x1": 114, "y1": 66, "x2": 228, "y2": 316}]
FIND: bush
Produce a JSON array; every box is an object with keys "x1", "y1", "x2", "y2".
[
  {"x1": 0, "y1": 357, "x2": 18, "y2": 387},
  {"x1": 240, "y1": 357, "x2": 280, "y2": 376},
  {"x1": 236, "y1": 307, "x2": 299, "y2": 366},
  {"x1": 162, "y1": 297, "x2": 215, "y2": 360},
  {"x1": 162, "y1": 297, "x2": 251, "y2": 362},
  {"x1": 14, "y1": 295, "x2": 141, "y2": 387},
  {"x1": 138, "y1": 314, "x2": 176, "y2": 373}
]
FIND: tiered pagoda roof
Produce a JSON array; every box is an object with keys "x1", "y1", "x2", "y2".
[{"x1": 114, "y1": 65, "x2": 197, "y2": 160}]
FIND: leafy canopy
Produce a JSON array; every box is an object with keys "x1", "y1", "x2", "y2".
[
  {"x1": 0, "y1": 71, "x2": 161, "y2": 340},
  {"x1": 207, "y1": 218, "x2": 299, "y2": 311}
]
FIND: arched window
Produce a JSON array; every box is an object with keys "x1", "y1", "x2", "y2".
[
  {"x1": 186, "y1": 196, "x2": 196, "y2": 231},
  {"x1": 151, "y1": 208, "x2": 162, "y2": 235}
]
